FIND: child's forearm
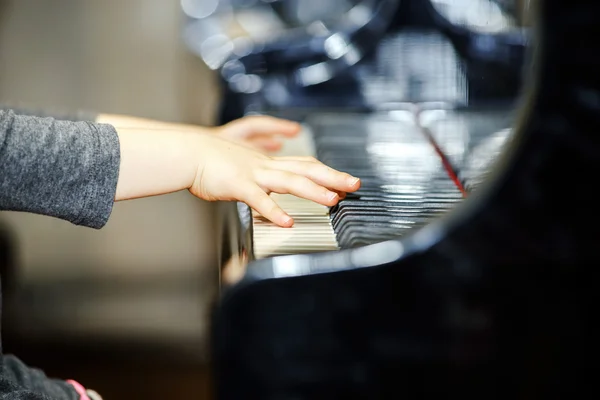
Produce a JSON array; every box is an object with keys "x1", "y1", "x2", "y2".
[
  {"x1": 113, "y1": 126, "x2": 200, "y2": 201},
  {"x1": 97, "y1": 114, "x2": 210, "y2": 201}
]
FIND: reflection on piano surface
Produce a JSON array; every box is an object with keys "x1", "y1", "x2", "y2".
[{"x1": 185, "y1": 0, "x2": 595, "y2": 397}]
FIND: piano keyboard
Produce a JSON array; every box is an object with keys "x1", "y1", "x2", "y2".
[{"x1": 251, "y1": 109, "x2": 513, "y2": 259}]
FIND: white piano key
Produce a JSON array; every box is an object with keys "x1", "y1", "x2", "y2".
[{"x1": 252, "y1": 125, "x2": 339, "y2": 259}]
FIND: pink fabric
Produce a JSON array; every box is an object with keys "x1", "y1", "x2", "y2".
[{"x1": 66, "y1": 380, "x2": 91, "y2": 400}]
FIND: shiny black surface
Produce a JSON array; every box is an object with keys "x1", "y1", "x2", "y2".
[{"x1": 212, "y1": 0, "x2": 595, "y2": 398}]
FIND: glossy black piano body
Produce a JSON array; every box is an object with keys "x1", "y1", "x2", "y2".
[{"x1": 206, "y1": 0, "x2": 597, "y2": 398}]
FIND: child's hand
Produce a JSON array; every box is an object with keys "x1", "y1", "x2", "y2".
[
  {"x1": 190, "y1": 133, "x2": 360, "y2": 227},
  {"x1": 113, "y1": 114, "x2": 359, "y2": 227},
  {"x1": 214, "y1": 115, "x2": 301, "y2": 153}
]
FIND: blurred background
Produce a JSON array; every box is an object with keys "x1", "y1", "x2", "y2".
[
  {"x1": 0, "y1": 0, "x2": 532, "y2": 399},
  {"x1": 0, "y1": 0, "x2": 220, "y2": 398}
]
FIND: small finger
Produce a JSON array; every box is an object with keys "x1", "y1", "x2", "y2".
[
  {"x1": 241, "y1": 185, "x2": 293, "y2": 227},
  {"x1": 270, "y1": 160, "x2": 360, "y2": 193},
  {"x1": 259, "y1": 170, "x2": 341, "y2": 207}
]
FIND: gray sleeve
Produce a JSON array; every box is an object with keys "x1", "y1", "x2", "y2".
[
  {"x1": 0, "y1": 109, "x2": 120, "y2": 229},
  {"x1": 1, "y1": 355, "x2": 79, "y2": 400}
]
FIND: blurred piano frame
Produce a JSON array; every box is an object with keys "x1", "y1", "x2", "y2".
[{"x1": 203, "y1": 0, "x2": 597, "y2": 398}]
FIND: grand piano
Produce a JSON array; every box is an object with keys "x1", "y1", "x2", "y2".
[{"x1": 182, "y1": 0, "x2": 595, "y2": 397}]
